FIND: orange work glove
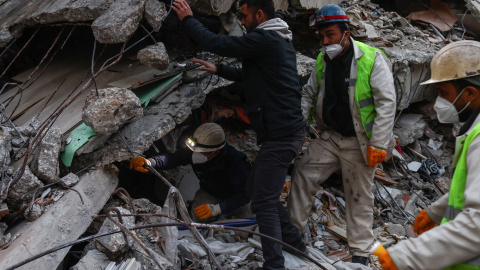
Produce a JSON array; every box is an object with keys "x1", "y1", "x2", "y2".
[
  {"x1": 367, "y1": 145, "x2": 386, "y2": 168},
  {"x1": 194, "y1": 204, "x2": 221, "y2": 220},
  {"x1": 372, "y1": 243, "x2": 399, "y2": 270},
  {"x1": 130, "y1": 156, "x2": 151, "y2": 173},
  {"x1": 414, "y1": 209, "x2": 436, "y2": 235}
]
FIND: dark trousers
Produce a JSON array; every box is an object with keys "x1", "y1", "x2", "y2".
[{"x1": 247, "y1": 129, "x2": 305, "y2": 270}]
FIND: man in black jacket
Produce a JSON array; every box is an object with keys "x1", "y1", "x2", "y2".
[
  {"x1": 172, "y1": 0, "x2": 307, "y2": 269},
  {"x1": 130, "y1": 123, "x2": 251, "y2": 222}
]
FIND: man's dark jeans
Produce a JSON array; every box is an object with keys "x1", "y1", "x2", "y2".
[{"x1": 247, "y1": 129, "x2": 305, "y2": 270}]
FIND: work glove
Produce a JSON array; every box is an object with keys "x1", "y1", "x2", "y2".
[
  {"x1": 130, "y1": 156, "x2": 151, "y2": 173},
  {"x1": 372, "y1": 243, "x2": 399, "y2": 270},
  {"x1": 414, "y1": 209, "x2": 436, "y2": 235},
  {"x1": 194, "y1": 204, "x2": 221, "y2": 220},
  {"x1": 367, "y1": 145, "x2": 386, "y2": 168}
]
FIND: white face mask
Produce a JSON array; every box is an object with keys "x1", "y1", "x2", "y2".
[
  {"x1": 322, "y1": 32, "x2": 346, "y2": 59},
  {"x1": 434, "y1": 88, "x2": 470, "y2": 124},
  {"x1": 192, "y1": 152, "x2": 208, "y2": 164}
]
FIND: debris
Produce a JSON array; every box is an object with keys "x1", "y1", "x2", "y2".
[
  {"x1": 30, "y1": 127, "x2": 62, "y2": 183},
  {"x1": 91, "y1": 0, "x2": 146, "y2": 44},
  {"x1": 82, "y1": 87, "x2": 143, "y2": 135},
  {"x1": 137, "y1": 42, "x2": 170, "y2": 71}
]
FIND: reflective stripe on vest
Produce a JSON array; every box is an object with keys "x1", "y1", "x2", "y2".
[
  {"x1": 441, "y1": 121, "x2": 480, "y2": 270},
  {"x1": 309, "y1": 41, "x2": 384, "y2": 138}
]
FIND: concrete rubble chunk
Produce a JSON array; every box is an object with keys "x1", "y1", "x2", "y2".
[
  {"x1": 60, "y1": 172, "x2": 80, "y2": 188},
  {"x1": 0, "y1": 27, "x2": 13, "y2": 48},
  {"x1": 192, "y1": 0, "x2": 234, "y2": 16},
  {"x1": 24, "y1": 203, "x2": 42, "y2": 221},
  {"x1": 91, "y1": 0, "x2": 146, "y2": 44},
  {"x1": 137, "y1": 42, "x2": 170, "y2": 71},
  {"x1": 144, "y1": 0, "x2": 167, "y2": 31},
  {"x1": 0, "y1": 168, "x2": 118, "y2": 270},
  {"x1": 11, "y1": 117, "x2": 41, "y2": 161},
  {"x1": 70, "y1": 249, "x2": 112, "y2": 270},
  {"x1": 82, "y1": 87, "x2": 143, "y2": 135},
  {"x1": 393, "y1": 114, "x2": 427, "y2": 146},
  {"x1": 5, "y1": 166, "x2": 43, "y2": 210},
  {"x1": 29, "y1": 0, "x2": 113, "y2": 24},
  {"x1": 30, "y1": 127, "x2": 63, "y2": 183},
  {"x1": 296, "y1": 53, "x2": 316, "y2": 84},
  {"x1": 74, "y1": 84, "x2": 204, "y2": 169},
  {"x1": 0, "y1": 127, "x2": 12, "y2": 168},
  {"x1": 386, "y1": 223, "x2": 406, "y2": 237},
  {"x1": 96, "y1": 207, "x2": 135, "y2": 256}
]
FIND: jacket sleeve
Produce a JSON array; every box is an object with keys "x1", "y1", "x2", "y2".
[
  {"x1": 388, "y1": 137, "x2": 480, "y2": 269},
  {"x1": 148, "y1": 149, "x2": 191, "y2": 170},
  {"x1": 300, "y1": 68, "x2": 320, "y2": 121},
  {"x1": 218, "y1": 159, "x2": 250, "y2": 214},
  {"x1": 426, "y1": 192, "x2": 449, "y2": 224},
  {"x1": 217, "y1": 64, "x2": 243, "y2": 82},
  {"x1": 369, "y1": 51, "x2": 396, "y2": 150},
  {"x1": 183, "y1": 16, "x2": 267, "y2": 59}
]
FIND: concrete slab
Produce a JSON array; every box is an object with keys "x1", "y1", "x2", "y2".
[{"x1": 0, "y1": 168, "x2": 118, "y2": 270}]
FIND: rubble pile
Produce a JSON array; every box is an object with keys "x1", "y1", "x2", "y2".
[{"x1": 0, "y1": 0, "x2": 478, "y2": 269}]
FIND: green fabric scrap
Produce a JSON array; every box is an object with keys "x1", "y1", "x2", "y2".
[
  {"x1": 60, "y1": 123, "x2": 97, "y2": 167},
  {"x1": 134, "y1": 73, "x2": 183, "y2": 107}
]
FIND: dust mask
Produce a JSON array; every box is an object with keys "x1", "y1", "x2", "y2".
[
  {"x1": 192, "y1": 152, "x2": 208, "y2": 164},
  {"x1": 322, "y1": 32, "x2": 347, "y2": 59},
  {"x1": 434, "y1": 88, "x2": 471, "y2": 124}
]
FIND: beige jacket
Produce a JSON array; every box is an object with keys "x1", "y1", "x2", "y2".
[
  {"x1": 388, "y1": 113, "x2": 480, "y2": 269},
  {"x1": 301, "y1": 38, "x2": 396, "y2": 165}
]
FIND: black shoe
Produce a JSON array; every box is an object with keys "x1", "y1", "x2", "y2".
[{"x1": 352, "y1": 256, "x2": 369, "y2": 265}]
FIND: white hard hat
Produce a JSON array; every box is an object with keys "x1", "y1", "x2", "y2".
[
  {"x1": 421, "y1": 40, "x2": 480, "y2": 85},
  {"x1": 185, "y1": 123, "x2": 226, "y2": 152}
]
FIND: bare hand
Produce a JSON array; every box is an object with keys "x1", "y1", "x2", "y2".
[
  {"x1": 191, "y1": 58, "x2": 217, "y2": 74},
  {"x1": 172, "y1": 0, "x2": 193, "y2": 21}
]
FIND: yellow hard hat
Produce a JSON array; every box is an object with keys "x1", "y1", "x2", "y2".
[
  {"x1": 421, "y1": 40, "x2": 480, "y2": 85},
  {"x1": 185, "y1": 123, "x2": 225, "y2": 152}
]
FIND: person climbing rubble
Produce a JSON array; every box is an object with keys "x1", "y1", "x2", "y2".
[
  {"x1": 130, "y1": 123, "x2": 252, "y2": 222},
  {"x1": 287, "y1": 4, "x2": 396, "y2": 266},
  {"x1": 373, "y1": 40, "x2": 480, "y2": 270},
  {"x1": 171, "y1": 0, "x2": 308, "y2": 269}
]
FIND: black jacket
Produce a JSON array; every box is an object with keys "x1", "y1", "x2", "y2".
[
  {"x1": 149, "y1": 144, "x2": 250, "y2": 214},
  {"x1": 182, "y1": 16, "x2": 305, "y2": 143}
]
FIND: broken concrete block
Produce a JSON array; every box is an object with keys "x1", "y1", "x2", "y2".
[
  {"x1": 6, "y1": 166, "x2": 43, "y2": 210},
  {"x1": 0, "y1": 126, "x2": 12, "y2": 168},
  {"x1": 60, "y1": 172, "x2": 80, "y2": 188},
  {"x1": 30, "y1": 127, "x2": 62, "y2": 183},
  {"x1": 393, "y1": 114, "x2": 427, "y2": 146},
  {"x1": 70, "y1": 249, "x2": 112, "y2": 270},
  {"x1": 0, "y1": 168, "x2": 118, "y2": 270},
  {"x1": 82, "y1": 87, "x2": 143, "y2": 135},
  {"x1": 24, "y1": 203, "x2": 42, "y2": 221},
  {"x1": 91, "y1": 0, "x2": 146, "y2": 44},
  {"x1": 0, "y1": 222, "x2": 11, "y2": 248},
  {"x1": 0, "y1": 27, "x2": 13, "y2": 50},
  {"x1": 96, "y1": 207, "x2": 135, "y2": 256},
  {"x1": 296, "y1": 53, "x2": 316, "y2": 84},
  {"x1": 192, "y1": 0, "x2": 234, "y2": 16},
  {"x1": 137, "y1": 42, "x2": 170, "y2": 71},
  {"x1": 386, "y1": 223, "x2": 406, "y2": 237},
  {"x1": 145, "y1": 0, "x2": 167, "y2": 31}
]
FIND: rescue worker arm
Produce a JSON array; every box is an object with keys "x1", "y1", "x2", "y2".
[
  {"x1": 388, "y1": 138, "x2": 480, "y2": 269},
  {"x1": 182, "y1": 17, "x2": 266, "y2": 59},
  {"x1": 368, "y1": 51, "x2": 396, "y2": 150},
  {"x1": 218, "y1": 158, "x2": 250, "y2": 214},
  {"x1": 148, "y1": 149, "x2": 192, "y2": 170},
  {"x1": 300, "y1": 69, "x2": 320, "y2": 121},
  {"x1": 425, "y1": 192, "x2": 449, "y2": 224}
]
